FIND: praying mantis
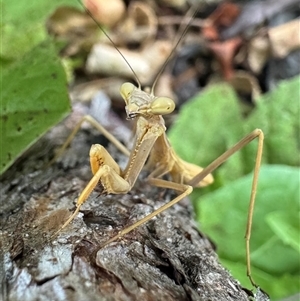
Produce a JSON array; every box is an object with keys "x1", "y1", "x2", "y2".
[{"x1": 52, "y1": 2, "x2": 264, "y2": 288}]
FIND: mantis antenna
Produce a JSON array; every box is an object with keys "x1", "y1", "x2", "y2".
[
  {"x1": 150, "y1": 6, "x2": 200, "y2": 95},
  {"x1": 77, "y1": 0, "x2": 142, "y2": 89},
  {"x1": 78, "y1": 0, "x2": 200, "y2": 94}
]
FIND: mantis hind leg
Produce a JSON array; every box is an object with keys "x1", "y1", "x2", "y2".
[
  {"x1": 188, "y1": 128, "x2": 264, "y2": 287},
  {"x1": 100, "y1": 129, "x2": 264, "y2": 288}
]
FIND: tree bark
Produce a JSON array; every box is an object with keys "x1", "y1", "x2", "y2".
[{"x1": 0, "y1": 117, "x2": 267, "y2": 301}]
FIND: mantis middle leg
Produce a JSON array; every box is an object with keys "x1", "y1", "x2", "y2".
[{"x1": 48, "y1": 115, "x2": 130, "y2": 167}]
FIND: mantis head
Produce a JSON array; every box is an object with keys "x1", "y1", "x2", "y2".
[{"x1": 120, "y1": 82, "x2": 175, "y2": 119}]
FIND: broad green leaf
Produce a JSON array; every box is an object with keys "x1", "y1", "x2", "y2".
[
  {"x1": 169, "y1": 76, "x2": 300, "y2": 185},
  {"x1": 1, "y1": 0, "x2": 80, "y2": 61},
  {"x1": 168, "y1": 84, "x2": 245, "y2": 184},
  {"x1": 244, "y1": 76, "x2": 300, "y2": 169},
  {"x1": 168, "y1": 76, "x2": 300, "y2": 299},
  {"x1": 0, "y1": 40, "x2": 71, "y2": 174},
  {"x1": 222, "y1": 258, "x2": 300, "y2": 301},
  {"x1": 266, "y1": 211, "x2": 300, "y2": 254},
  {"x1": 194, "y1": 165, "x2": 300, "y2": 299}
]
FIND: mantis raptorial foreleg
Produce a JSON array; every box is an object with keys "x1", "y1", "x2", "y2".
[{"x1": 54, "y1": 143, "x2": 131, "y2": 235}]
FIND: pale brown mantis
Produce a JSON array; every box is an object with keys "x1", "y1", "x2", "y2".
[{"x1": 52, "y1": 3, "x2": 264, "y2": 288}]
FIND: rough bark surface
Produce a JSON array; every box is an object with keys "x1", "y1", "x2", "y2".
[{"x1": 0, "y1": 118, "x2": 267, "y2": 301}]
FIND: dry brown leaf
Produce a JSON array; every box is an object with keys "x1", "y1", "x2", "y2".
[
  {"x1": 247, "y1": 20, "x2": 300, "y2": 73},
  {"x1": 208, "y1": 37, "x2": 242, "y2": 80},
  {"x1": 228, "y1": 70, "x2": 262, "y2": 102},
  {"x1": 115, "y1": 2, "x2": 158, "y2": 45},
  {"x1": 203, "y1": 2, "x2": 241, "y2": 41},
  {"x1": 47, "y1": 6, "x2": 98, "y2": 56},
  {"x1": 155, "y1": 73, "x2": 177, "y2": 104},
  {"x1": 269, "y1": 19, "x2": 300, "y2": 58},
  {"x1": 208, "y1": 2, "x2": 240, "y2": 28},
  {"x1": 158, "y1": 0, "x2": 187, "y2": 9},
  {"x1": 83, "y1": 0, "x2": 125, "y2": 27},
  {"x1": 208, "y1": 70, "x2": 261, "y2": 103},
  {"x1": 247, "y1": 32, "x2": 270, "y2": 73},
  {"x1": 47, "y1": 6, "x2": 94, "y2": 36},
  {"x1": 86, "y1": 41, "x2": 172, "y2": 85}
]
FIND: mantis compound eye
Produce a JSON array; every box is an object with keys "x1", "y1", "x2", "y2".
[
  {"x1": 150, "y1": 97, "x2": 175, "y2": 115},
  {"x1": 120, "y1": 82, "x2": 135, "y2": 102}
]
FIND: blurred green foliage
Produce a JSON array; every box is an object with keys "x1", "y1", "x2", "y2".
[
  {"x1": 169, "y1": 77, "x2": 300, "y2": 300},
  {"x1": 0, "y1": 0, "x2": 78, "y2": 174}
]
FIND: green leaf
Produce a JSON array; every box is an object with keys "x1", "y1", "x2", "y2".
[
  {"x1": 244, "y1": 76, "x2": 300, "y2": 168},
  {"x1": 266, "y1": 211, "x2": 300, "y2": 254},
  {"x1": 169, "y1": 76, "x2": 300, "y2": 184},
  {"x1": 221, "y1": 258, "x2": 300, "y2": 300},
  {"x1": 1, "y1": 0, "x2": 80, "y2": 61},
  {"x1": 168, "y1": 83, "x2": 245, "y2": 184},
  {"x1": 168, "y1": 77, "x2": 300, "y2": 299},
  {"x1": 0, "y1": 40, "x2": 71, "y2": 175},
  {"x1": 194, "y1": 165, "x2": 300, "y2": 299}
]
